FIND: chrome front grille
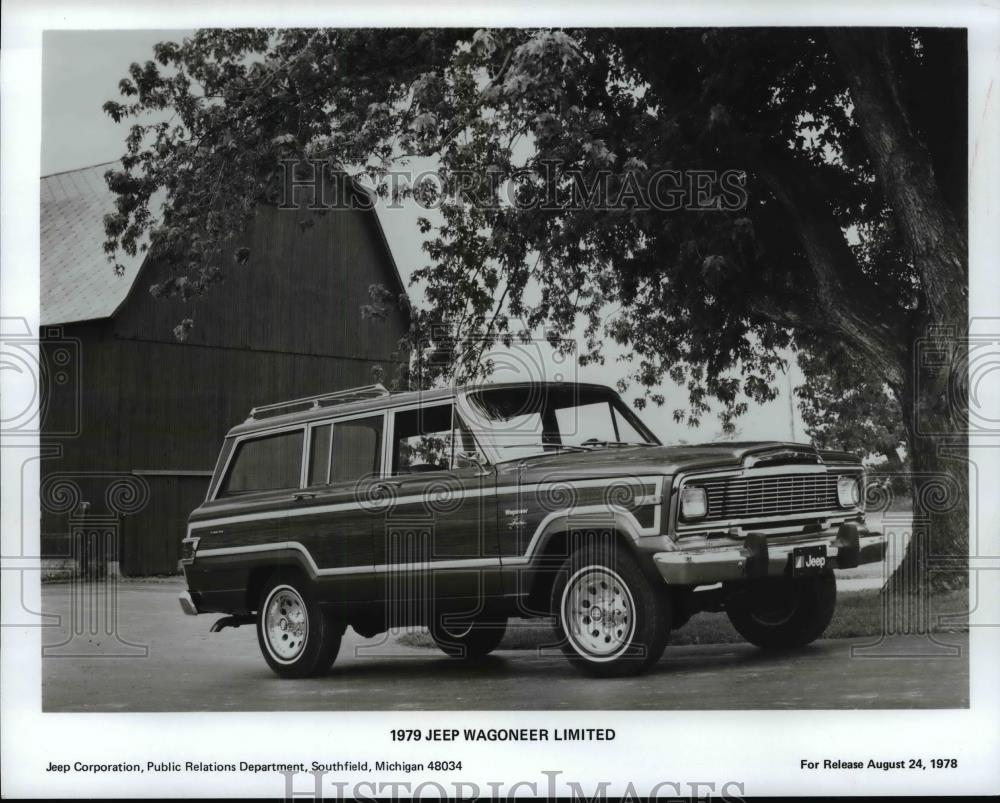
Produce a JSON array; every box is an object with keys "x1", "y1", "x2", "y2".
[{"x1": 689, "y1": 472, "x2": 851, "y2": 522}]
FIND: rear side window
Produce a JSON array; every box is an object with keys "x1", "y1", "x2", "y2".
[
  {"x1": 331, "y1": 416, "x2": 383, "y2": 483},
  {"x1": 219, "y1": 429, "x2": 304, "y2": 496},
  {"x1": 307, "y1": 423, "x2": 333, "y2": 487}
]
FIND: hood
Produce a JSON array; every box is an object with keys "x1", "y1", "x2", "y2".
[{"x1": 494, "y1": 441, "x2": 859, "y2": 484}]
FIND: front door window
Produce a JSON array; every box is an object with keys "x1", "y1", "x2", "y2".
[{"x1": 392, "y1": 403, "x2": 481, "y2": 475}]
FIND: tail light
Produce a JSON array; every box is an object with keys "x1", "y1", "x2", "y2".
[{"x1": 180, "y1": 536, "x2": 200, "y2": 564}]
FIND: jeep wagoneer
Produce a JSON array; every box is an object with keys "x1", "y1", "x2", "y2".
[{"x1": 179, "y1": 382, "x2": 887, "y2": 677}]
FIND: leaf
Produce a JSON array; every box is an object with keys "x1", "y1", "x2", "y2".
[{"x1": 172, "y1": 318, "x2": 194, "y2": 342}]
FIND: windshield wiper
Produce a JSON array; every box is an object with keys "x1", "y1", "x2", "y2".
[
  {"x1": 499, "y1": 443, "x2": 594, "y2": 453},
  {"x1": 580, "y1": 439, "x2": 656, "y2": 448}
]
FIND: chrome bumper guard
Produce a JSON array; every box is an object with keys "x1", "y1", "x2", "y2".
[
  {"x1": 653, "y1": 523, "x2": 887, "y2": 586},
  {"x1": 178, "y1": 591, "x2": 200, "y2": 616}
]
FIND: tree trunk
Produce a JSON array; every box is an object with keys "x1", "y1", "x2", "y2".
[
  {"x1": 888, "y1": 333, "x2": 968, "y2": 595},
  {"x1": 828, "y1": 30, "x2": 969, "y2": 595}
]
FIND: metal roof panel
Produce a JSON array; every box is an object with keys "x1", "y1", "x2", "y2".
[{"x1": 40, "y1": 161, "x2": 147, "y2": 325}]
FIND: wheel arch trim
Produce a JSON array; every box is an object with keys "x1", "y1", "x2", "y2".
[{"x1": 504, "y1": 504, "x2": 650, "y2": 568}]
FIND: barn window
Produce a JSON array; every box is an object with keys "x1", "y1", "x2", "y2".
[
  {"x1": 330, "y1": 415, "x2": 384, "y2": 483},
  {"x1": 219, "y1": 429, "x2": 304, "y2": 496}
]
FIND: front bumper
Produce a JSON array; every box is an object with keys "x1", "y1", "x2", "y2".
[{"x1": 652, "y1": 523, "x2": 886, "y2": 586}]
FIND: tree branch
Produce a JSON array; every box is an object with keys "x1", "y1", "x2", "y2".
[{"x1": 752, "y1": 148, "x2": 906, "y2": 386}]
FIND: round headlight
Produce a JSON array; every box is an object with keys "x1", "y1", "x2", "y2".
[
  {"x1": 680, "y1": 486, "x2": 708, "y2": 520},
  {"x1": 837, "y1": 475, "x2": 862, "y2": 508}
]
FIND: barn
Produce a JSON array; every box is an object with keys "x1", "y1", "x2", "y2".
[{"x1": 39, "y1": 162, "x2": 409, "y2": 575}]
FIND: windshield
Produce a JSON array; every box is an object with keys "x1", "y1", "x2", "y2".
[{"x1": 465, "y1": 385, "x2": 660, "y2": 461}]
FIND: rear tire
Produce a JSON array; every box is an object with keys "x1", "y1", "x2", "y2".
[
  {"x1": 726, "y1": 571, "x2": 836, "y2": 649},
  {"x1": 256, "y1": 572, "x2": 342, "y2": 678},
  {"x1": 428, "y1": 613, "x2": 508, "y2": 659},
  {"x1": 552, "y1": 542, "x2": 671, "y2": 677}
]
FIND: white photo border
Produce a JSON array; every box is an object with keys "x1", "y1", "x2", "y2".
[{"x1": 2, "y1": 1, "x2": 998, "y2": 798}]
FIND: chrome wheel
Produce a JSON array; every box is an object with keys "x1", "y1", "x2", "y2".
[
  {"x1": 561, "y1": 566, "x2": 636, "y2": 660},
  {"x1": 262, "y1": 585, "x2": 309, "y2": 663}
]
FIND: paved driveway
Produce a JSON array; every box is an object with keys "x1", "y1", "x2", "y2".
[{"x1": 41, "y1": 579, "x2": 967, "y2": 712}]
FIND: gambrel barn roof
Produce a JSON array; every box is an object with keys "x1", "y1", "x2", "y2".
[
  {"x1": 40, "y1": 161, "x2": 408, "y2": 326},
  {"x1": 40, "y1": 162, "x2": 146, "y2": 325}
]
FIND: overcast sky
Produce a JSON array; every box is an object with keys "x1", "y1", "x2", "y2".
[{"x1": 41, "y1": 29, "x2": 808, "y2": 445}]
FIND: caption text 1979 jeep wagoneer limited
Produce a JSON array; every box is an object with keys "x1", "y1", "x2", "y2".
[{"x1": 179, "y1": 381, "x2": 887, "y2": 678}]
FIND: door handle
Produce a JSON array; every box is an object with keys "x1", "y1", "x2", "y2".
[{"x1": 291, "y1": 491, "x2": 317, "y2": 501}]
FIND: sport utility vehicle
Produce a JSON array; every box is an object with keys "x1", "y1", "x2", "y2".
[{"x1": 179, "y1": 382, "x2": 886, "y2": 677}]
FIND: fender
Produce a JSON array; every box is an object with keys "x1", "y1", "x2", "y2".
[
  {"x1": 185, "y1": 545, "x2": 318, "y2": 614},
  {"x1": 509, "y1": 504, "x2": 672, "y2": 569}
]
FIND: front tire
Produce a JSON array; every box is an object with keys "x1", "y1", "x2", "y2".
[
  {"x1": 428, "y1": 612, "x2": 508, "y2": 659},
  {"x1": 726, "y1": 571, "x2": 836, "y2": 649},
  {"x1": 257, "y1": 572, "x2": 342, "y2": 678},
  {"x1": 552, "y1": 543, "x2": 671, "y2": 677}
]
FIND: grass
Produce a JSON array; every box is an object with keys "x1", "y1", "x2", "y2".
[
  {"x1": 396, "y1": 587, "x2": 969, "y2": 651},
  {"x1": 863, "y1": 494, "x2": 914, "y2": 514}
]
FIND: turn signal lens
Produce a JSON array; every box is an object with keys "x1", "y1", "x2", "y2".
[
  {"x1": 837, "y1": 475, "x2": 862, "y2": 508},
  {"x1": 680, "y1": 486, "x2": 708, "y2": 520}
]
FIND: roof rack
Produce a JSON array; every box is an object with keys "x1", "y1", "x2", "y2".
[{"x1": 247, "y1": 383, "x2": 391, "y2": 421}]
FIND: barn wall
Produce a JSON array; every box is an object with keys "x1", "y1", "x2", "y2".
[
  {"x1": 41, "y1": 200, "x2": 409, "y2": 575},
  {"x1": 43, "y1": 330, "x2": 396, "y2": 574},
  {"x1": 112, "y1": 199, "x2": 407, "y2": 361},
  {"x1": 40, "y1": 320, "x2": 119, "y2": 567}
]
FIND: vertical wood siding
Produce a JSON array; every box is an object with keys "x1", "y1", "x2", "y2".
[{"x1": 41, "y1": 200, "x2": 409, "y2": 575}]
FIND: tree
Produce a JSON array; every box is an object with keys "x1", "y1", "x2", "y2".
[
  {"x1": 796, "y1": 346, "x2": 911, "y2": 496},
  {"x1": 102, "y1": 27, "x2": 968, "y2": 590}
]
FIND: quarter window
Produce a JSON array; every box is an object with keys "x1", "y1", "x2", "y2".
[{"x1": 219, "y1": 430, "x2": 304, "y2": 496}]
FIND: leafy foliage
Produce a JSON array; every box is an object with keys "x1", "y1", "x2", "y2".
[
  {"x1": 796, "y1": 347, "x2": 907, "y2": 465},
  {"x1": 102, "y1": 28, "x2": 965, "y2": 439}
]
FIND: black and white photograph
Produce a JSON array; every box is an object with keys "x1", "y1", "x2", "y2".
[{"x1": 2, "y1": 1, "x2": 998, "y2": 798}]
